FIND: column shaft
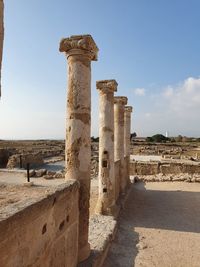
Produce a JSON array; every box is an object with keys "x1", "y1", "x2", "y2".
[
  {"x1": 59, "y1": 35, "x2": 98, "y2": 262},
  {"x1": 114, "y1": 96, "x2": 127, "y2": 195},
  {"x1": 96, "y1": 80, "x2": 117, "y2": 215},
  {"x1": 124, "y1": 106, "x2": 133, "y2": 187}
]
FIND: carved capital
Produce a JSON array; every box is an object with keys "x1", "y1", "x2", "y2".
[
  {"x1": 96, "y1": 79, "x2": 118, "y2": 93},
  {"x1": 59, "y1": 34, "x2": 98, "y2": 61},
  {"x1": 114, "y1": 96, "x2": 128, "y2": 106},
  {"x1": 125, "y1": 106, "x2": 133, "y2": 113}
]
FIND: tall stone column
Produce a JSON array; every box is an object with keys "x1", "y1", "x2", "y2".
[
  {"x1": 59, "y1": 35, "x2": 98, "y2": 262},
  {"x1": 124, "y1": 106, "x2": 133, "y2": 187},
  {"x1": 114, "y1": 96, "x2": 127, "y2": 194},
  {"x1": 95, "y1": 80, "x2": 118, "y2": 215},
  {"x1": 0, "y1": 0, "x2": 4, "y2": 97}
]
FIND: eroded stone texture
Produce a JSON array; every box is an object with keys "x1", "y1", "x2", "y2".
[
  {"x1": 0, "y1": 0, "x2": 4, "y2": 97},
  {"x1": 114, "y1": 96, "x2": 127, "y2": 195},
  {"x1": 95, "y1": 80, "x2": 117, "y2": 215},
  {"x1": 59, "y1": 34, "x2": 98, "y2": 262},
  {"x1": 124, "y1": 106, "x2": 133, "y2": 187},
  {"x1": 0, "y1": 181, "x2": 79, "y2": 267}
]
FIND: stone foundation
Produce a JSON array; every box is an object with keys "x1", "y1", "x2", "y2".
[
  {"x1": 130, "y1": 161, "x2": 200, "y2": 176},
  {"x1": 6, "y1": 153, "x2": 44, "y2": 169},
  {"x1": 0, "y1": 149, "x2": 10, "y2": 167},
  {"x1": 0, "y1": 180, "x2": 79, "y2": 267}
]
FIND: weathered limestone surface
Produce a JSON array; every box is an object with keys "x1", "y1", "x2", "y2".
[
  {"x1": 0, "y1": 0, "x2": 3, "y2": 96},
  {"x1": 0, "y1": 181, "x2": 79, "y2": 267},
  {"x1": 96, "y1": 80, "x2": 117, "y2": 215},
  {"x1": 6, "y1": 153, "x2": 44, "y2": 169},
  {"x1": 114, "y1": 160, "x2": 120, "y2": 201},
  {"x1": 124, "y1": 106, "x2": 132, "y2": 188},
  {"x1": 114, "y1": 96, "x2": 127, "y2": 193},
  {"x1": 124, "y1": 106, "x2": 132, "y2": 157},
  {"x1": 59, "y1": 34, "x2": 98, "y2": 262},
  {"x1": 123, "y1": 156, "x2": 129, "y2": 187},
  {"x1": 130, "y1": 161, "x2": 200, "y2": 176}
]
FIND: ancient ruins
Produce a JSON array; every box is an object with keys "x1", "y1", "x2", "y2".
[
  {"x1": 1, "y1": 26, "x2": 200, "y2": 266},
  {"x1": 0, "y1": 33, "x2": 134, "y2": 266}
]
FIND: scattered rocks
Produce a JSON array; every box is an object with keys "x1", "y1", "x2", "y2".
[
  {"x1": 47, "y1": 170, "x2": 56, "y2": 176},
  {"x1": 23, "y1": 181, "x2": 34, "y2": 187},
  {"x1": 54, "y1": 171, "x2": 64, "y2": 179},
  {"x1": 35, "y1": 169, "x2": 47, "y2": 177},
  {"x1": 135, "y1": 173, "x2": 200, "y2": 183},
  {"x1": 136, "y1": 242, "x2": 148, "y2": 250}
]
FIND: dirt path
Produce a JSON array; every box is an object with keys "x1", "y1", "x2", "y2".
[{"x1": 104, "y1": 182, "x2": 200, "y2": 267}]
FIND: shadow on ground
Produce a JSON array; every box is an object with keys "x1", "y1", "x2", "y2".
[{"x1": 104, "y1": 182, "x2": 200, "y2": 267}]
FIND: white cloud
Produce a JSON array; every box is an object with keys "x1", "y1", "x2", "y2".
[
  {"x1": 134, "y1": 88, "x2": 146, "y2": 96},
  {"x1": 164, "y1": 77, "x2": 200, "y2": 114},
  {"x1": 133, "y1": 77, "x2": 200, "y2": 137},
  {"x1": 145, "y1": 112, "x2": 151, "y2": 118},
  {"x1": 163, "y1": 86, "x2": 173, "y2": 98}
]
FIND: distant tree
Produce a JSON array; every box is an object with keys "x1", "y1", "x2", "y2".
[
  {"x1": 130, "y1": 132, "x2": 137, "y2": 140},
  {"x1": 146, "y1": 134, "x2": 169, "y2": 143},
  {"x1": 146, "y1": 136, "x2": 154, "y2": 142},
  {"x1": 176, "y1": 135, "x2": 183, "y2": 142},
  {"x1": 182, "y1": 136, "x2": 190, "y2": 142}
]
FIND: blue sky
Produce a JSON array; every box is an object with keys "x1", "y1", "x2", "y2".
[{"x1": 1, "y1": 0, "x2": 200, "y2": 139}]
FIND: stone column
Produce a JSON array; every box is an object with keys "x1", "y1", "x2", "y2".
[
  {"x1": 124, "y1": 106, "x2": 133, "y2": 157},
  {"x1": 114, "y1": 96, "x2": 127, "y2": 194},
  {"x1": 124, "y1": 106, "x2": 133, "y2": 187},
  {"x1": 59, "y1": 35, "x2": 98, "y2": 262},
  {"x1": 95, "y1": 80, "x2": 118, "y2": 215},
  {"x1": 0, "y1": 0, "x2": 4, "y2": 97}
]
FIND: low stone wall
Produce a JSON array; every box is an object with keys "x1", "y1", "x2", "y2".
[
  {"x1": 130, "y1": 161, "x2": 200, "y2": 176},
  {"x1": 0, "y1": 149, "x2": 10, "y2": 167},
  {"x1": 0, "y1": 181, "x2": 79, "y2": 267},
  {"x1": 7, "y1": 153, "x2": 44, "y2": 169}
]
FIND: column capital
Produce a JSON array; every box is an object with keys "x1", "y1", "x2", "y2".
[
  {"x1": 96, "y1": 79, "x2": 118, "y2": 93},
  {"x1": 114, "y1": 96, "x2": 127, "y2": 105},
  {"x1": 59, "y1": 34, "x2": 99, "y2": 61},
  {"x1": 125, "y1": 106, "x2": 133, "y2": 113}
]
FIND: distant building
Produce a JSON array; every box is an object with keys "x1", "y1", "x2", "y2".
[{"x1": 165, "y1": 131, "x2": 169, "y2": 138}]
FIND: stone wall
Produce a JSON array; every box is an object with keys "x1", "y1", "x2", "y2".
[
  {"x1": 0, "y1": 181, "x2": 79, "y2": 267},
  {"x1": 130, "y1": 161, "x2": 200, "y2": 176},
  {"x1": 7, "y1": 153, "x2": 44, "y2": 169},
  {"x1": 0, "y1": 149, "x2": 10, "y2": 167}
]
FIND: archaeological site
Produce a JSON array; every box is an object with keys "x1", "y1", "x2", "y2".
[{"x1": 1, "y1": 1, "x2": 200, "y2": 267}]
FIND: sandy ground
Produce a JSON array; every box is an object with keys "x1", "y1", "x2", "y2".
[
  {"x1": 90, "y1": 178, "x2": 98, "y2": 215},
  {"x1": 0, "y1": 170, "x2": 99, "y2": 218},
  {"x1": 104, "y1": 182, "x2": 200, "y2": 267},
  {"x1": 0, "y1": 170, "x2": 65, "y2": 186}
]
